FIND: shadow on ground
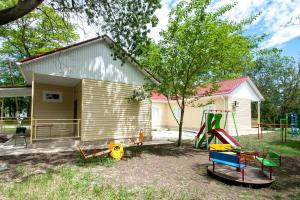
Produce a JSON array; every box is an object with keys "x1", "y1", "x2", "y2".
[
  {"x1": 124, "y1": 143, "x2": 206, "y2": 159},
  {"x1": 0, "y1": 152, "x2": 78, "y2": 166}
]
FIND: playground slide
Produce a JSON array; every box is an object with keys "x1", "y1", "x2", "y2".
[
  {"x1": 196, "y1": 120, "x2": 216, "y2": 138},
  {"x1": 209, "y1": 128, "x2": 241, "y2": 148},
  {"x1": 196, "y1": 123, "x2": 206, "y2": 138}
]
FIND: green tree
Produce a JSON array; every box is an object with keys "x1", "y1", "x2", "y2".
[
  {"x1": 0, "y1": 5, "x2": 79, "y2": 116},
  {"x1": 0, "y1": 5, "x2": 79, "y2": 59},
  {"x1": 0, "y1": 0, "x2": 161, "y2": 58},
  {"x1": 246, "y1": 49, "x2": 300, "y2": 123},
  {"x1": 142, "y1": 0, "x2": 258, "y2": 146}
]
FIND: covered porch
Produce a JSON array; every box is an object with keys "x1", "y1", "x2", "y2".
[
  {"x1": 0, "y1": 73, "x2": 83, "y2": 144},
  {"x1": 31, "y1": 73, "x2": 82, "y2": 142}
]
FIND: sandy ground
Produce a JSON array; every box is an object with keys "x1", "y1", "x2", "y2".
[
  {"x1": 0, "y1": 143, "x2": 299, "y2": 200},
  {"x1": 152, "y1": 130, "x2": 197, "y2": 141}
]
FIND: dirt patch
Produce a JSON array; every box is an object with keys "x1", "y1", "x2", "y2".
[
  {"x1": 0, "y1": 134, "x2": 11, "y2": 143},
  {"x1": 0, "y1": 143, "x2": 300, "y2": 200}
]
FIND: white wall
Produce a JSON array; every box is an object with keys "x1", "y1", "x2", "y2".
[
  {"x1": 152, "y1": 102, "x2": 168, "y2": 128},
  {"x1": 21, "y1": 40, "x2": 148, "y2": 85},
  {"x1": 230, "y1": 82, "x2": 261, "y2": 101}
]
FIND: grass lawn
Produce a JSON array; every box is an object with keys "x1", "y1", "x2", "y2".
[
  {"x1": 0, "y1": 131, "x2": 299, "y2": 200},
  {"x1": 238, "y1": 131, "x2": 300, "y2": 157}
]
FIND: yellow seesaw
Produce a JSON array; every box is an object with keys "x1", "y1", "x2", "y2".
[{"x1": 78, "y1": 131, "x2": 145, "y2": 160}]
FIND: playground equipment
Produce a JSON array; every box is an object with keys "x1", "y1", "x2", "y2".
[
  {"x1": 257, "y1": 123, "x2": 288, "y2": 142},
  {"x1": 255, "y1": 150, "x2": 281, "y2": 180},
  {"x1": 79, "y1": 130, "x2": 145, "y2": 160},
  {"x1": 108, "y1": 142, "x2": 124, "y2": 160},
  {"x1": 79, "y1": 142, "x2": 124, "y2": 160},
  {"x1": 194, "y1": 110, "x2": 240, "y2": 149},
  {"x1": 207, "y1": 143, "x2": 279, "y2": 187},
  {"x1": 258, "y1": 112, "x2": 299, "y2": 142},
  {"x1": 288, "y1": 112, "x2": 299, "y2": 136},
  {"x1": 129, "y1": 130, "x2": 144, "y2": 145}
]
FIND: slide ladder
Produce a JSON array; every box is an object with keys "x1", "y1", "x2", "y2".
[{"x1": 195, "y1": 113, "x2": 221, "y2": 149}]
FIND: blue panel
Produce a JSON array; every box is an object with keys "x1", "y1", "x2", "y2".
[
  {"x1": 210, "y1": 151, "x2": 239, "y2": 163},
  {"x1": 211, "y1": 158, "x2": 246, "y2": 168}
]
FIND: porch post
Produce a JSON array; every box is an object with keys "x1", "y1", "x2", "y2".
[
  {"x1": 30, "y1": 73, "x2": 35, "y2": 144},
  {"x1": 0, "y1": 98, "x2": 3, "y2": 132},
  {"x1": 257, "y1": 101, "x2": 261, "y2": 125}
]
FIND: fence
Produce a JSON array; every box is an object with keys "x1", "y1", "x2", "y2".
[
  {"x1": 0, "y1": 117, "x2": 30, "y2": 134},
  {"x1": 32, "y1": 119, "x2": 81, "y2": 140}
]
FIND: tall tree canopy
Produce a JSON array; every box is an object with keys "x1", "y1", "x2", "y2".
[
  {"x1": 142, "y1": 0, "x2": 258, "y2": 146},
  {"x1": 0, "y1": 5, "x2": 79, "y2": 116},
  {"x1": 245, "y1": 49, "x2": 300, "y2": 123},
  {"x1": 0, "y1": 0, "x2": 161, "y2": 58},
  {"x1": 0, "y1": 5, "x2": 79, "y2": 60}
]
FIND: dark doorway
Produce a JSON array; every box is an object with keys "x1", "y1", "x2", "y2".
[{"x1": 74, "y1": 100, "x2": 77, "y2": 119}]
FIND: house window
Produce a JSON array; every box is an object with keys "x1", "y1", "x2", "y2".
[
  {"x1": 203, "y1": 104, "x2": 215, "y2": 111},
  {"x1": 152, "y1": 107, "x2": 160, "y2": 120},
  {"x1": 43, "y1": 91, "x2": 63, "y2": 102},
  {"x1": 173, "y1": 107, "x2": 181, "y2": 119}
]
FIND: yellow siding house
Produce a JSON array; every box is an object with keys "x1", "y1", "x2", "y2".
[
  {"x1": 151, "y1": 77, "x2": 264, "y2": 136},
  {"x1": 10, "y1": 35, "x2": 156, "y2": 143}
]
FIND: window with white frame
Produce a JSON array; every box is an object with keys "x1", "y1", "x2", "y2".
[
  {"x1": 43, "y1": 91, "x2": 63, "y2": 102},
  {"x1": 172, "y1": 107, "x2": 181, "y2": 119},
  {"x1": 152, "y1": 107, "x2": 160, "y2": 120}
]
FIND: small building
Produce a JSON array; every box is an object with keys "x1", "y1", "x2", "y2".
[
  {"x1": 151, "y1": 77, "x2": 264, "y2": 135},
  {"x1": 0, "y1": 35, "x2": 157, "y2": 143}
]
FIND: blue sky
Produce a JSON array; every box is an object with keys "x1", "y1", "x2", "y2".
[
  {"x1": 148, "y1": 0, "x2": 300, "y2": 61},
  {"x1": 80, "y1": 0, "x2": 300, "y2": 61}
]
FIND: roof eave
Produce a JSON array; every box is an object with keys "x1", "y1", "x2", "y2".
[{"x1": 245, "y1": 77, "x2": 265, "y2": 101}]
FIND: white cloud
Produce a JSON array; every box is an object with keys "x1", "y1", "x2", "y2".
[
  {"x1": 210, "y1": 0, "x2": 300, "y2": 48},
  {"x1": 74, "y1": 15, "x2": 98, "y2": 41},
  {"x1": 76, "y1": 0, "x2": 300, "y2": 49},
  {"x1": 148, "y1": 1, "x2": 172, "y2": 42},
  {"x1": 77, "y1": 0, "x2": 173, "y2": 42}
]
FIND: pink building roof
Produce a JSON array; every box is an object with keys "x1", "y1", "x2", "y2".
[
  {"x1": 196, "y1": 77, "x2": 249, "y2": 96},
  {"x1": 151, "y1": 77, "x2": 249, "y2": 101}
]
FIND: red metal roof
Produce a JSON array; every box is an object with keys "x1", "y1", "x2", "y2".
[
  {"x1": 151, "y1": 77, "x2": 249, "y2": 101},
  {"x1": 151, "y1": 92, "x2": 167, "y2": 101},
  {"x1": 196, "y1": 77, "x2": 248, "y2": 96}
]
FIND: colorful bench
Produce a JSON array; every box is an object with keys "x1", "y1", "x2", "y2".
[
  {"x1": 209, "y1": 151, "x2": 246, "y2": 181},
  {"x1": 256, "y1": 150, "x2": 281, "y2": 180},
  {"x1": 209, "y1": 144, "x2": 232, "y2": 151}
]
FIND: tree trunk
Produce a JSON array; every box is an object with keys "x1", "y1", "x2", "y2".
[
  {"x1": 177, "y1": 98, "x2": 185, "y2": 146},
  {"x1": 0, "y1": 0, "x2": 44, "y2": 25}
]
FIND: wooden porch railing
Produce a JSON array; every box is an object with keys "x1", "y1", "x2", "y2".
[{"x1": 32, "y1": 119, "x2": 81, "y2": 140}]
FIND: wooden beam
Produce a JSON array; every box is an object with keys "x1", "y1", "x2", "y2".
[
  {"x1": 257, "y1": 101, "x2": 261, "y2": 125},
  {"x1": 0, "y1": 98, "x2": 3, "y2": 132}
]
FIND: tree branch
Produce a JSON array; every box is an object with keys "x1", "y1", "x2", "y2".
[
  {"x1": 167, "y1": 96, "x2": 180, "y2": 125},
  {"x1": 0, "y1": 0, "x2": 44, "y2": 25}
]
